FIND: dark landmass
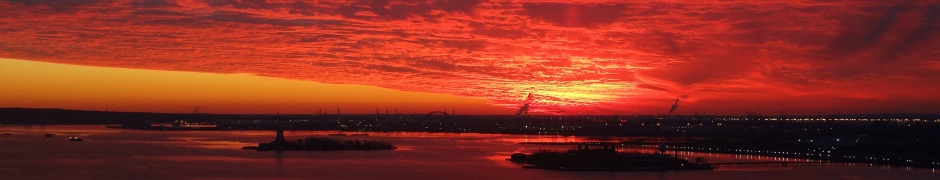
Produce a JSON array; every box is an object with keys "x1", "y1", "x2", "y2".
[
  {"x1": 3, "y1": 108, "x2": 940, "y2": 168},
  {"x1": 0, "y1": 108, "x2": 200, "y2": 124},
  {"x1": 243, "y1": 137, "x2": 395, "y2": 151},
  {"x1": 509, "y1": 143, "x2": 712, "y2": 171}
]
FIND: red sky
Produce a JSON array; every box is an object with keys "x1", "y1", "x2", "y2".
[{"x1": 1, "y1": 0, "x2": 939, "y2": 115}]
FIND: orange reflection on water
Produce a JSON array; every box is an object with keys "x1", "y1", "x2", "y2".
[{"x1": 146, "y1": 155, "x2": 256, "y2": 162}]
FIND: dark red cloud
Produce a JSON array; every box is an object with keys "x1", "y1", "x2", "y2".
[
  {"x1": 522, "y1": 2, "x2": 629, "y2": 28},
  {"x1": 1, "y1": 0, "x2": 939, "y2": 115}
]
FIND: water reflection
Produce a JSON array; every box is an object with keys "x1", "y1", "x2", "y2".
[
  {"x1": 275, "y1": 151, "x2": 283, "y2": 174},
  {"x1": 1, "y1": 125, "x2": 937, "y2": 179}
]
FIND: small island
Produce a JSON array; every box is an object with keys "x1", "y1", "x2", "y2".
[
  {"x1": 243, "y1": 137, "x2": 395, "y2": 151},
  {"x1": 509, "y1": 143, "x2": 712, "y2": 171},
  {"x1": 242, "y1": 116, "x2": 395, "y2": 151}
]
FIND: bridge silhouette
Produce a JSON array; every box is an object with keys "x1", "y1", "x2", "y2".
[{"x1": 425, "y1": 111, "x2": 450, "y2": 118}]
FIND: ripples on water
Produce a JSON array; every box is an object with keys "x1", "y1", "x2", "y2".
[{"x1": 0, "y1": 125, "x2": 937, "y2": 179}]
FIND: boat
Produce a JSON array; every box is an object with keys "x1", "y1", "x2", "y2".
[
  {"x1": 509, "y1": 142, "x2": 712, "y2": 171},
  {"x1": 351, "y1": 133, "x2": 369, "y2": 136},
  {"x1": 44, "y1": 134, "x2": 55, "y2": 138},
  {"x1": 67, "y1": 137, "x2": 84, "y2": 142}
]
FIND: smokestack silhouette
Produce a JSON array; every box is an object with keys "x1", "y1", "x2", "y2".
[
  {"x1": 668, "y1": 97, "x2": 679, "y2": 115},
  {"x1": 515, "y1": 93, "x2": 534, "y2": 118}
]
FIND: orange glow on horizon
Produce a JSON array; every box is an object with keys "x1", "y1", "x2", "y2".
[{"x1": 0, "y1": 58, "x2": 512, "y2": 114}]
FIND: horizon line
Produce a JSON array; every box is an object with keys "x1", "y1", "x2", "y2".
[{"x1": 3, "y1": 107, "x2": 939, "y2": 117}]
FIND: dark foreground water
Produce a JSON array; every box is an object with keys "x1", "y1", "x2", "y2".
[{"x1": 1, "y1": 125, "x2": 938, "y2": 180}]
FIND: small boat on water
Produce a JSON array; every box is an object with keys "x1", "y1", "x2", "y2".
[
  {"x1": 67, "y1": 137, "x2": 84, "y2": 142},
  {"x1": 351, "y1": 133, "x2": 369, "y2": 136},
  {"x1": 45, "y1": 134, "x2": 55, "y2": 138}
]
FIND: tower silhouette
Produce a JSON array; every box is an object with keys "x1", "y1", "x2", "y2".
[{"x1": 274, "y1": 113, "x2": 286, "y2": 149}]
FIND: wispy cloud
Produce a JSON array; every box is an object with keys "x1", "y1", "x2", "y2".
[{"x1": 1, "y1": 0, "x2": 938, "y2": 114}]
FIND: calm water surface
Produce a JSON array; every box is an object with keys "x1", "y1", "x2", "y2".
[{"x1": 1, "y1": 125, "x2": 937, "y2": 179}]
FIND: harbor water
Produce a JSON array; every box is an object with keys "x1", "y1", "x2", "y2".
[{"x1": 1, "y1": 125, "x2": 937, "y2": 179}]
